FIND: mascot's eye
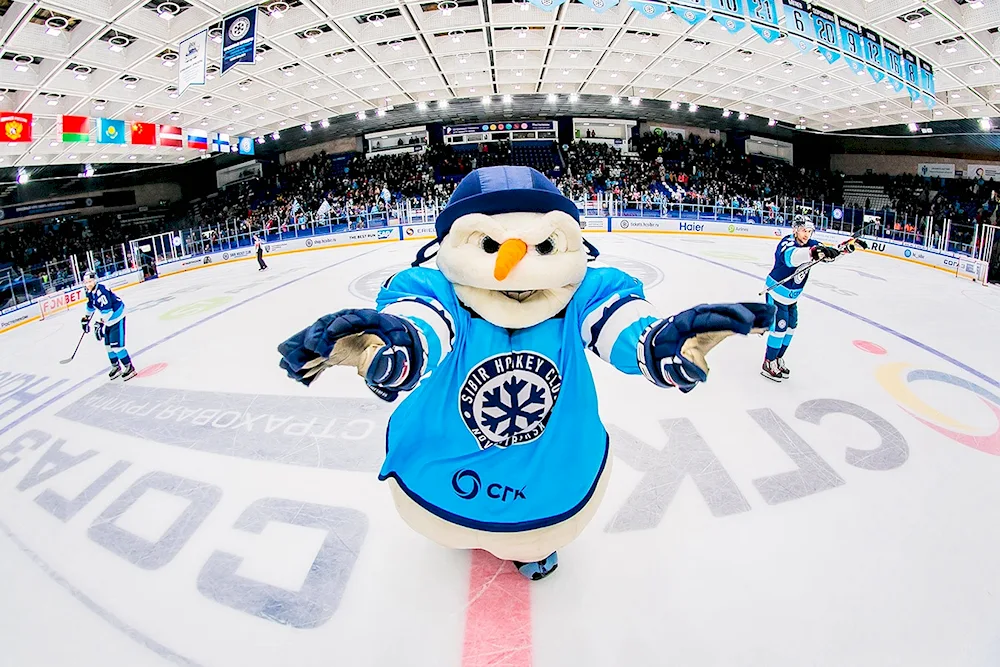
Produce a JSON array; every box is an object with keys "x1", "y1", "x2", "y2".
[
  {"x1": 535, "y1": 238, "x2": 555, "y2": 255},
  {"x1": 481, "y1": 236, "x2": 500, "y2": 254}
]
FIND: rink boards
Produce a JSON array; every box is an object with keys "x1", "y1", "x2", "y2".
[{"x1": 0, "y1": 219, "x2": 981, "y2": 336}]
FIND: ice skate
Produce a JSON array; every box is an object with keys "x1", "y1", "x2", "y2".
[
  {"x1": 513, "y1": 552, "x2": 559, "y2": 581},
  {"x1": 121, "y1": 364, "x2": 137, "y2": 381},
  {"x1": 776, "y1": 356, "x2": 790, "y2": 378},
  {"x1": 761, "y1": 359, "x2": 783, "y2": 382},
  {"x1": 108, "y1": 364, "x2": 122, "y2": 380}
]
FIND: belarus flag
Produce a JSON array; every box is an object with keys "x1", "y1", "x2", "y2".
[
  {"x1": 159, "y1": 125, "x2": 183, "y2": 147},
  {"x1": 186, "y1": 129, "x2": 208, "y2": 150},
  {"x1": 62, "y1": 115, "x2": 89, "y2": 142},
  {"x1": 130, "y1": 122, "x2": 157, "y2": 145}
]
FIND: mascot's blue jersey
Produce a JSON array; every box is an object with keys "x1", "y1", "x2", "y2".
[
  {"x1": 375, "y1": 266, "x2": 658, "y2": 532},
  {"x1": 765, "y1": 235, "x2": 819, "y2": 305},
  {"x1": 85, "y1": 284, "x2": 125, "y2": 324}
]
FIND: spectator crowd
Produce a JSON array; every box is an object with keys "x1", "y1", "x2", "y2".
[{"x1": 2, "y1": 132, "x2": 997, "y2": 280}]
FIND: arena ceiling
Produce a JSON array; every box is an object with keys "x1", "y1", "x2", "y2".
[{"x1": 0, "y1": 0, "x2": 997, "y2": 170}]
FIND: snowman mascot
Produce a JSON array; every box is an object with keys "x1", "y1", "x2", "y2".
[{"x1": 278, "y1": 166, "x2": 774, "y2": 580}]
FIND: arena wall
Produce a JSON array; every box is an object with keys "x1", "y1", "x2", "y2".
[
  {"x1": 830, "y1": 154, "x2": 1000, "y2": 179},
  {"x1": 3, "y1": 219, "x2": 981, "y2": 336}
]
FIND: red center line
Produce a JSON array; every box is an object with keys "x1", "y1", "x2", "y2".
[{"x1": 461, "y1": 550, "x2": 533, "y2": 667}]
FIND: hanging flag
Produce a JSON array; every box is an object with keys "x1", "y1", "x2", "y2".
[
  {"x1": 129, "y1": 122, "x2": 157, "y2": 145},
  {"x1": 211, "y1": 133, "x2": 230, "y2": 152},
  {"x1": 61, "y1": 115, "x2": 89, "y2": 143},
  {"x1": 670, "y1": 0, "x2": 709, "y2": 26},
  {"x1": 782, "y1": 0, "x2": 814, "y2": 54},
  {"x1": 178, "y1": 29, "x2": 207, "y2": 94},
  {"x1": 918, "y1": 58, "x2": 936, "y2": 107},
  {"x1": 710, "y1": 0, "x2": 747, "y2": 34},
  {"x1": 578, "y1": 0, "x2": 620, "y2": 11},
  {"x1": 810, "y1": 5, "x2": 840, "y2": 64},
  {"x1": 237, "y1": 136, "x2": 255, "y2": 155},
  {"x1": 882, "y1": 39, "x2": 904, "y2": 93},
  {"x1": 881, "y1": 38, "x2": 902, "y2": 80},
  {"x1": 527, "y1": 0, "x2": 568, "y2": 9},
  {"x1": 221, "y1": 7, "x2": 257, "y2": 75},
  {"x1": 902, "y1": 50, "x2": 922, "y2": 102},
  {"x1": 97, "y1": 118, "x2": 126, "y2": 144},
  {"x1": 186, "y1": 129, "x2": 208, "y2": 150},
  {"x1": 837, "y1": 16, "x2": 863, "y2": 62},
  {"x1": 629, "y1": 0, "x2": 669, "y2": 19},
  {"x1": 1, "y1": 113, "x2": 32, "y2": 142},
  {"x1": 159, "y1": 125, "x2": 183, "y2": 148},
  {"x1": 862, "y1": 28, "x2": 885, "y2": 83},
  {"x1": 745, "y1": 0, "x2": 779, "y2": 42}
]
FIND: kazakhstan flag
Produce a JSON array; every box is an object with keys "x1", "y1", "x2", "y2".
[{"x1": 97, "y1": 118, "x2": 126, "y2": 144}]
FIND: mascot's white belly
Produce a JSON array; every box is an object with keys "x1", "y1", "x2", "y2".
[{"x1": 388, "y1": 458, "x2": 612, "y2": 562}]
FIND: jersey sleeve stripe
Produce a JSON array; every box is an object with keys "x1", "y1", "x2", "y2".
[
  {"x1": 590, "y1": 296, "x2": 657, "y2": 361},
  {"x1": 381, "y1": 297, "x2": 454, "y2": 360}
]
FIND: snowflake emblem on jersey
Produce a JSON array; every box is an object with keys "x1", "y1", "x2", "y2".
[
  {"x1": 794, "y1": 270, "x2": 807, "y2": 284},
  {"x1": 459, "y1": 352, "x2": 562, "y2": 449}
]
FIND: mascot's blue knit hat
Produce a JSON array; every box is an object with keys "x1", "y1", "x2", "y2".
[{"x1": 433, "y1": 166, "x2": 580, "y2": 241}]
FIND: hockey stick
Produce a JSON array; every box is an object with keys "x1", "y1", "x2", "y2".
[
  {"x1": 60, "y1": 314, "x2": 93, "y2": 364},
  {"x1": 758, "y1": 222, "x2": 878, "y2": 296}
]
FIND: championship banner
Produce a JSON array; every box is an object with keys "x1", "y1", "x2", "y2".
[
  {"x1": 710, "y1": 0, "x2": 747, "y2": 34},
  {"x1": 810, "y1": 5, "x2": 840, "y2": 64},
  {"x1": 881, "y1": 38, "x2": 904, "y2": 92},
  {"x1": 526, "y1": 0, "x2": 568, "y2": 10},
  {"x1": 577, "y1": 0, "x2": 619, "y2": 12},
  {"x1": 902, "y1": 50, "x2": 921, "y2": 102},
  {"x1": 861, "y1": 27, "x2": 885, "y2": 83},
  {"x1": 918, "y1": 59, "x2": 936, "y2": 107},
  {"x1": 782, "y1": 0, "x2": 815, "y2": 54},
  {"x1": 628, "y1": 0, "x2": 669, "y2": 19},
  {"x1": 221, "y1": 7, "x2": 257, "y2": 75},
  {"x1": 178, "y1": 29, "x2": 207, "y2": 94},
  {"x1": 670, "y1": 0, "x2": 709, "y2": 26},
  {"x1": 745, "y1": 0, "x2": 780, "y2": 42},
  {"x1": 837, "y1": 16, "x2": 863, "y2": 62},
  {"x1": 1, "y1": 113, "x2": 31, "y2": 142},
  {"x1": 617, "y1": 0, "x2": 942, "y2": 110}
]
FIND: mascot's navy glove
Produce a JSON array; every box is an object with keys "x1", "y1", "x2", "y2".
[
  {"x1": 278, "y1": 308, "x2": 424, "y2": 402},
  {"x1": 639, "y1": 302, "x2": 776, "y2": 393},
  {"x1": 94, "y1": 321, "x2": 105, "y2": 342}
]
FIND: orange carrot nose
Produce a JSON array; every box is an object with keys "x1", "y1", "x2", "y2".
[{"x1": 494, "y1": 239, "x2": 528, "y2": 281}]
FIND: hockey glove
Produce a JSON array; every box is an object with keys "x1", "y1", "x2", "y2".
[
  {"x1": 639, "y1": 302, "x2": 776, "y2": 393},
  {"x1": 81, "y1": 316, "x2": 91, "y2": 333},
  {"x1": 811, "y1": 245, "x2": 841, "y2": 262},
  {"x1": 94, "y1": 321, "x2": 105, "y2": 342},
  {"x1": 841, "y1": 238, "x2": 868, "y2": 254},
  {"x1": 278, "y1": 308, "x2": 425, "y2": 402}
]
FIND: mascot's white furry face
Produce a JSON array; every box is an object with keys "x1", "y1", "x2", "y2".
[{"x1": 436, "y1": 210, "x2": 588, "y2": 330}]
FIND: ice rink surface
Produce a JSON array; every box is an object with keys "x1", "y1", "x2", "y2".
[{"x1": 1, "y1": 232, "x2": 999, "y2": 667}]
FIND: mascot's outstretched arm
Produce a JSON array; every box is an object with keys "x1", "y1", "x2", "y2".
[
  {"x1": 580, "y1": 274, "x2": 775, "y2": 394},
  {"x1": 637, "y1": 303, "x2": 774, "y2": 392},
  {"x1": 278, "y1": 279, "x2": 456, "y2": 401}
]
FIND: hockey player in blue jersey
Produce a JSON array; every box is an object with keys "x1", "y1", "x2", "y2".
[
  {"x1": 81, "y1": 270, "x2": 137, "y2": 381},
  {"x1": 278, "y1": 167, "x2": 775, "y2": 580},
  {"x1": 761, "y1": 216, "x2": 864, "y2": 381}
]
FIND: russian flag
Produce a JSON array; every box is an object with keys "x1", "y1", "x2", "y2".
[{"x1": 186, "y1": 129, "x2": 208, "y2": 150}]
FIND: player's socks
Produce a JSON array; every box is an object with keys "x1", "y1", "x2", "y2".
[{"x1": 513, "y1": 551, "x2": 558, "y2": 581}]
